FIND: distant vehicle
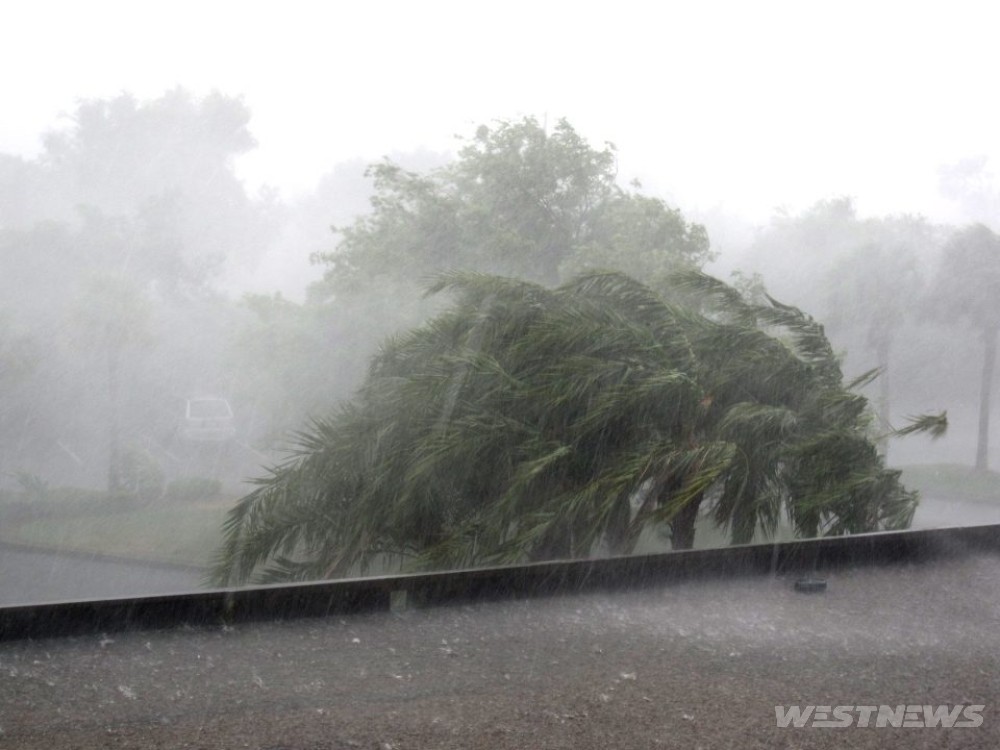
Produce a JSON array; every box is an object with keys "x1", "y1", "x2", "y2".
[{"x1": 181, "y1": 397, "x2": 236, "y2": 442}]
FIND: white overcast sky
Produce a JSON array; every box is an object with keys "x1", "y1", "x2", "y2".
[{"x1": 3, "y1": 0, "x2": 999, "y2": 223}]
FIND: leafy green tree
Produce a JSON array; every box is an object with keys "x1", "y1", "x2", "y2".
[
  {"x1": 929, "y1": 224, "x2": 1000, "y2": 470},
  {"x1": 561, "y1": 191, "x2": 712, "y2": 281},
  {"x1": 313, "y1": 117, "x2": 710, "y2": 295},
  {"x1": 215, "y1": 271, "x2": 938, "y2": 585}
]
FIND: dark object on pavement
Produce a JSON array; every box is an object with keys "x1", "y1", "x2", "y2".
[{"x1": 794, "y1": 578, "x2": 828, "y2": 593}]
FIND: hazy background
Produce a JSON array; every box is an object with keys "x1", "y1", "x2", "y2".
[{"x1": 2, "y1": 0, "x2": 999, "y2": 490}]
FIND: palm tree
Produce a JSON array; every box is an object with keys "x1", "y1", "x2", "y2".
[
  {"x1": 823, "y1": 241, "x2": 925, "y2": 458},
  {"x1": 215, "y1": 271, "x2": 941, "y2": 585},
  {"x1": 928, "y1": 224, "x2": 1000, "y2": 471}
]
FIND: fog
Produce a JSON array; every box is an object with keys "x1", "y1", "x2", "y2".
[
  {"x1": 3, "y1": 3, "x2": 1000, "y2": 602},
  {"x1": 2, "y1": 90, "x2": 991, "y2": 494}
]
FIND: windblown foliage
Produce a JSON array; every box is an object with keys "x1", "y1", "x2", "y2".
[{"x1": 215, "y1": 272, "x2": 941, "y2": 585}]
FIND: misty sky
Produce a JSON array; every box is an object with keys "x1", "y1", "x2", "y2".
[{"x1": 3, "y1": 0, "x2": 999, "y2": 223}]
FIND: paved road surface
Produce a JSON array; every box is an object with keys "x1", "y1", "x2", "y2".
[
  {"x1": 2, "y1": 553, "x2": 997, "y2": 749},
  {"x1": 911, "y1": 496, "x2": 1000, "y2": 529},
  {"x1": 0, "y1": 545, "x2": 202, "y2": 606}
]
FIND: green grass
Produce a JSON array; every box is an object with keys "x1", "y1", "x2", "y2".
[
  {"x1": 899, "y1": 463, "x2": 1000, "y2": 504},
  {"x1": 0, "y1": 501, "x2": 231, "y2": 568}
]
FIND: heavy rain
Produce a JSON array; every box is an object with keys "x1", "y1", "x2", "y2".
[{"x1": 1, "y1": 2, "x2": 1000, "y2": 747}]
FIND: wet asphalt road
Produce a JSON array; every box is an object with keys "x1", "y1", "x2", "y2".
[
  {"x1": 2, "y1": 553, "x2": 998, "y2": 749},
  {"x1": 0, "y1": 545, "x2": 203, "y2": 606},
  {"x1": 911, "y1": 496, "x2": 1000, "y2": 528}
]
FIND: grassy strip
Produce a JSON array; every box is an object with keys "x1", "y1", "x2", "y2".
[
  {"x1": 0, "y1": 502, "x2": 230, "y2": 568},
  {"x1": 6, "y1": 472, "x2": 953, "y2": 573}
]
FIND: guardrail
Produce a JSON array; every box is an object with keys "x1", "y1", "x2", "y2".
[{"x1": 2, "y1": 523, "x2": 998, "y2": 641}]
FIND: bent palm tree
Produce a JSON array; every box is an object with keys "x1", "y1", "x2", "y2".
[{"x1": 215, "y1": 271, "x2": 941, "y2": 585}]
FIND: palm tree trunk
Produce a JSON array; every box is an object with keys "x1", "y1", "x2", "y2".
[
  {"x1": 669, "y1": 493, "x2": 703, "y2": 550},
  {"x1": 531, "y1": 523, "x2": 573, "y2": 561},
  {"x1": 976, "y1": 326, "x2": 997, "y2": 472},
  {"x1": 875, "y1": 336, "x2": 891, "y2": 459},
  {"x1": 604, "y1": 493, "x2": 634, "y2": 556}
]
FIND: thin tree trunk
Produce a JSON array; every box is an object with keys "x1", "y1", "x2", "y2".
[
  {"x1": 874, "y1": 336, "x2": 891, "y2": 459},
  {"x1": 669, "y1": 493, "x2": 703, "y2": 551},
  {"x1": 531, "y1": 522, "x2": 573, "y2": 561},
  {"x1": 976, "y1": 326, "x2": 997, "y2": 472},
  {"x1": 107, "y1": 342, "x2": 122, "y2": 493},
  {"x1": 604, "y1": 491, "x2": 634, "y2": 556}
]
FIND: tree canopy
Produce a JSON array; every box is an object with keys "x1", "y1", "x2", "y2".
[
  {"x1": 215, "y1": 270, "x2": 939, "y2": 586},
  {"x1": 1, "y1": 89, "x2": 277, "y2": 288},
  {"x1": 311, "y1": 117, "x2": 711, "y2": 298}
]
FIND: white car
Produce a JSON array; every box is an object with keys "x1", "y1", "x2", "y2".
[{"x1": 181, "y1": 397, "x2": 235, "y2": 442}]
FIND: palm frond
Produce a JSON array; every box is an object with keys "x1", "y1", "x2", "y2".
[{"x1": 891, "y1": 412, "x2": 948, "y2": 440}]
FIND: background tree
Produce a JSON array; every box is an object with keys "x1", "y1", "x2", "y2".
[
  {"x1": 5, "y1": 89, "x2": 279, "y2": 287},
  {"x1": 747, "y1": 199, "x2": 944, "y2": 459},
  {"x1": 560, "y1": 191, "x2": 712, "y2": 281},
  {"x1": 42, "y1": 89, "x2": 255, "y2": 212},
  {"x1": 821, "y1": 219, "x2": 939, "y2": 456},
  {"x1": 743, "y1": 197, "x2": 864, "y2": 305},
  {"x1": 312, "y1": 117, "x2": 711, "y2": 296},
  {"x1": 215, "y1": 271, "x2": 939, "y2": 585},
  {"x1": 227, "y1": 292, "x2": 361, "y2": 447},
  {"x1": 928, "y1": 224, "x2": 1000, "y2": 470},
  {"x1": 0, "y1": 89, "x2": 290, "y2": 490},
  {"x1": 0, "y1": 313, "x2": 40, "y2": 479},
  {"x1": 73, "y1": 275, "x2": 152, "y2": 492}
]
